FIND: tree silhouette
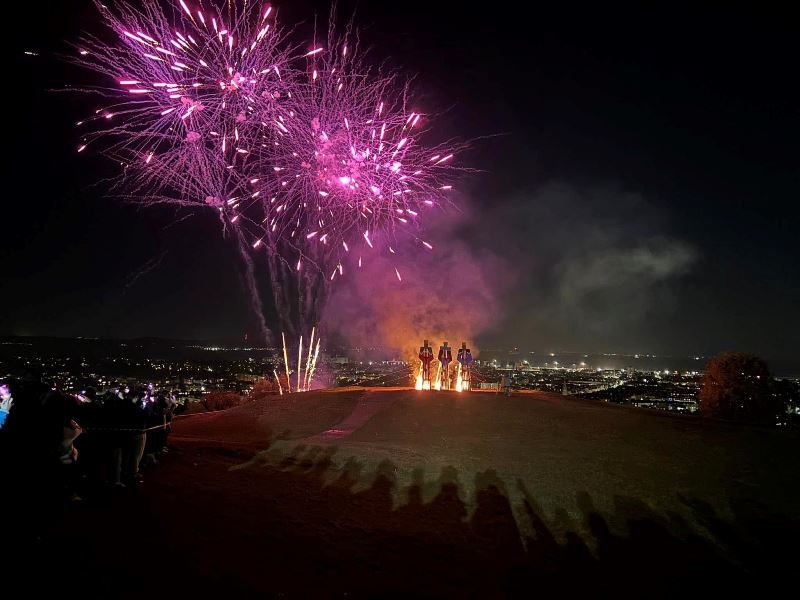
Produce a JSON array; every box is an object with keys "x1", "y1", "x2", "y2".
[{"x1": 699, "y1": 352, "x2": 780, "y2": 424}]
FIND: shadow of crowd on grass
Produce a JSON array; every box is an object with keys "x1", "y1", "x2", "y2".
[
  {"x1": 6, "y1": 426, "x2": 798, "y2": 597},
  {"x1": 206, "y1": 438, "x2": 798, "y2": 596}
]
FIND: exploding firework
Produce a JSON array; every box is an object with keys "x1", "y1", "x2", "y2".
[
  {"x1": 240, "y1": 17, "x2": 465, "y2": 338},
  {"x1": 71, "y1": 0, "x2": 293, "y2": 203},
  {"x1": 69, "y1": 1, "x2": 465, "y2": 343},
  {"x1": 253, "y1": 20, "x2": 462, "y2": 276}
]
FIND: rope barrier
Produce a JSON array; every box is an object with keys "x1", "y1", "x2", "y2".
[{"x1": 82, "y1": 423, "x2": 171, "y2": 433}]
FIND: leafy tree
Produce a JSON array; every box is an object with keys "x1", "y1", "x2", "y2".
[{"x1": 699, "y1": 352, "x2": 780, "y2": 424}]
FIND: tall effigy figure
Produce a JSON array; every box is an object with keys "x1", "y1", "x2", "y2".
[
  {"x1": 457, "y1": 342, "x2": 475, "y2": 391},
  {"x1": 419, "y1": 340, "x2": 434, "y2": 389},
  {"x1": 438, "y1": 342, "x2": 453, "y2": 390}
]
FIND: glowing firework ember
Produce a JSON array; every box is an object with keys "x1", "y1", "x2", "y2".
[{"x1": 69, "y1": 1, "x2": 465, "y2": 341}]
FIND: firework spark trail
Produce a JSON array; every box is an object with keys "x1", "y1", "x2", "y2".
[
  {"x1": 273, "y1": 369, "x2": 283, "y2": 395},
  {"x1": 121, "y1": 250, "x2": 167, "y2": 289},
  {"x1": 307, "y1": 336, "x2": 322, "y2": 389},
  {"x1": 275, "y1": 329, "x2": 322, "y2": 393},
  {"x1": 303, "y1": 326, "x2": 316, "y2": 390},
  {"x1": 234, "y1": 231, "x2": 271, "y2": 343},
  {"x1": 281, "y1": 331, "x2": 291, "y2": 393},
  {"x1": 297, "y1": 334, "x2": 304, "y2": 392}
]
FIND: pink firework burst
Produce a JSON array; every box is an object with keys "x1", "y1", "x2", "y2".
[
  {"x1": 71, "y1": 0, "x2": 293, "y2": 201},
  {"x1": 248, "y1": 19, "x2": 464, "y2": 277}
]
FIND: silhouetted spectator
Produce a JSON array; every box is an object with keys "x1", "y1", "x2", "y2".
[
  {"x1": 143, "y1": 391, "x2": 164, "y2": 465},
  {"x1": 160, "y1": 391, "x2": 177, "y2": 452},
  {"x1": 40, "y1": 390, "x2": 83, "y2": 501},
  {"x1": 121, "y1": 388, "x2": 148, "y2": 485},
  {"x1": 104, "y1": 389, "x2": 129, "y2": 488},
  {"x1": 75, "y1": 388, "x2": 108, "y2": 488},
  {"x1": 0, "y1": 383, "x2": 13, "y2": 428}
]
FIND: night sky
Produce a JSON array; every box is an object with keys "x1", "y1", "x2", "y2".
[{"x1": 4, "y1": 1, "x2": 798, "y2": 362}]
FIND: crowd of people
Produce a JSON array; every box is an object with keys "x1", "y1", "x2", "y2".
[{"x1": 0, "y1": 380, "x2": 182, "y2": 504}]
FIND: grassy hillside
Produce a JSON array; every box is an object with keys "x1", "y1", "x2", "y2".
[{"x1": 11, "y1": 388, "x2": 798, "y2": 597}]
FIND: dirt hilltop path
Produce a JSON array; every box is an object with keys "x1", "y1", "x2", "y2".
[
  {"x1": 299, "y1": 390, "x2": 399, "y2": 443},
  {"x1": 170, "y1": 387, "x2": 368, "y2": 447}
]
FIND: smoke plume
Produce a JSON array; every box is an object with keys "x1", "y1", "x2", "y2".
[{"x1": 325, "y1": 211, "x2": 504, "y2": 361}]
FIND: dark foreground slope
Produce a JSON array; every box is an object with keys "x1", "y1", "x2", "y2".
[{"x1": 7, "y1": 389, "x2": 800, "y2": 598}]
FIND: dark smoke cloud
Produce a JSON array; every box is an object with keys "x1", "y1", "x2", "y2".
[
  {"x1": 556, "y1": 239, "x2": 695, "y2": 328},
  {"x1": 467, "y1": 182, "x2": 698, "y2": 352}
]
